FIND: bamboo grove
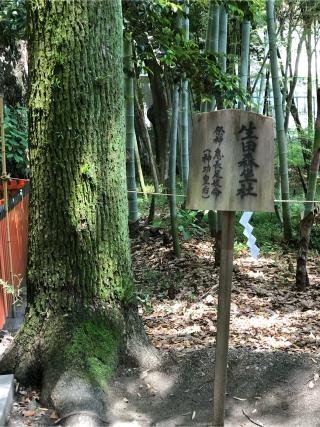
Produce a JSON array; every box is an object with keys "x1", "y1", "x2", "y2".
[
  {"x1": 122, "y1": 0, "x2": 320, "y2": 291},
  {"x1": 0, "y1": 0, "x2": 320, "y2": 291}
]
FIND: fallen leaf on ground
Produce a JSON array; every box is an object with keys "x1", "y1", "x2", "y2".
[
  {"x1": 50, "y1": 411, "x2": 59, "y2": 419},
  {"x1": 22, "y1": 410, "x2": 35, "y2": 417}
]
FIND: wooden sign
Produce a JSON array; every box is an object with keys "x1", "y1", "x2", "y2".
[{"x1": 186, "y1": 109, "x2": 274, "y2": 212}]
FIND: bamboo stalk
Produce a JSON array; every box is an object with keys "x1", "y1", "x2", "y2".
[
  {"x1": 180, "y1": 0, "x2": 190, "y2": 195},
  {"x1": 168, "y1": 84, "x2": 181, "y2": 258},
  {"x1": 134, "y1": 136, "x2": 147, "y2": 200},
  {"x1": 266, "y1": 0, "x2": 292, "y2": 241},
  {"x1": 284, "y1": 28, "x2": 307, "y2": 133},
  {"x1": 238, "y1": 20, "x2": 251, "y2": 110},
  {"x1": 0, "y1": 95, "x2": 14, "y2": 314},
  {"x1": 124, "y1": 36, "x2": 139, "y2": 225}
]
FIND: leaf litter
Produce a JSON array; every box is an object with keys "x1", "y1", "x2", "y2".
[
  {"x1": 5, "y1": 230, "x2": 320, "y2": 426},
  {"x1": 132, "y1": 233, "x2": 320, "y2": 355}
]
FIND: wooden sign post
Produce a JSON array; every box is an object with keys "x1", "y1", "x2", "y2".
[{"x1": 186, "y1": 109, "x2": 274, "y2": 426}]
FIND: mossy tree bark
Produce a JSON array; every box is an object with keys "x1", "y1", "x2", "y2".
[{"x1": 0, "y1": 1, "x2": 158, "y2": 424}]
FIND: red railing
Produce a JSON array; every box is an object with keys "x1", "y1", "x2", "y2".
[{"x1": 0, "y1": 180, "x2": 29, "y2": 329}]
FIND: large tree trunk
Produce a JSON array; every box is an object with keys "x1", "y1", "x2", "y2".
[{"x1": 0, "y1": 1, "x2": 158, "y2": 424}]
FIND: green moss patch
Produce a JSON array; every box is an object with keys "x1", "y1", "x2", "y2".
[{"x1": 65, "y1": 320, "x2": 119, "y2": 390}]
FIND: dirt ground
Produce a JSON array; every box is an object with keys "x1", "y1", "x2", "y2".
[
  {"x1": 5, "y1": 232, "x2": 320, "y2": 426},
  {"x1": 99, "y1": 347, "x2": 320, "y2": 426},
  {"x1": 8, "y1": 347, "x2": 320, "y2": 426}
]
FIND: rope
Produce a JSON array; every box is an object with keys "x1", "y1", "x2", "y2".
[{"x1": 128, "y1": 190, "x2": 320, "y2": 204}]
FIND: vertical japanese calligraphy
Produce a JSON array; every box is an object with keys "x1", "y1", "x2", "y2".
[
  {"x1": 201, "y1": 149, "x2": 212, "y2": 198},
  {"x1": 237, "y1": 121, "x2": 260, "y2": 199},
  {"x1": 211, "y1": 126, "x2": 225, "y2": 199},
  {"x1": 201, "y1": 126, "x2": 225, "y2": 200},
  {"x1": 187, "y1": 110, "x2": 274, "y2": 212}
]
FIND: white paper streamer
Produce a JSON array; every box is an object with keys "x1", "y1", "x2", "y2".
[{"x1": 239, "y1": 211, "x2": 260, "y2": 259}]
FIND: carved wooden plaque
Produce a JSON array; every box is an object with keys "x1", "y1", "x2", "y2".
[{"x1": 186, "y1": 109, "x2": 274, "y2": 212}]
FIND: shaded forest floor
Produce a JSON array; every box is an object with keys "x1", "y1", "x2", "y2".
[
  {"x1": 132, "y1": 231, "x2": 320, "y2": 354},
  {"x1": 7, "y1": 229, "x2": 320, "y2": 426}
]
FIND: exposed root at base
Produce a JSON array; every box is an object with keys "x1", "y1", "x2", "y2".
[{"x1": 0, "y1": 303, "x2": 161, "y2": 426}]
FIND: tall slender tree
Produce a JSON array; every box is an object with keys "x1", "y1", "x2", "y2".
[
  {"x1": 266, "y1": 0, "x2": 293, "y2": 241},
  {"x1": 284, "y1": 29, "x2": 306, "y2": 134},
  {"x1": 169, "y1": 84, "x2": 181, "y2": 258},
  {"x1": 201, "y1": 0, "x2": 219, "y2": 112},
  {"x1": 218, "y1": 5, "x2": 228, "y2": 77},
  {"x1": 134, "y1": 136, "x2": 147, "y2": 200},
  {"x1": 296, "y1": 88, "x2": 320, "y2": 291},
  {"x1": 180, "y1": 1, "x2": 190, "y2": 195},
  {"x1": 238, "y1": 20, "x2": 251, "y2": 110},
  {"x1": 306, "y1": 28, "x2": 313, "y2": 135},
  {"x1": 124, "y1": 35, "x2": 139, "y2": 229},
  {"x1": 257, "y1": 33, "x2": 268, "y2": 114}
]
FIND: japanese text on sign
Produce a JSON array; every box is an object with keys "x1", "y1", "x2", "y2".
[
  {"x1": 187, "y1": 109, "x2": 274, "y2": 212},
  {"x1": 237, "y1": 121, "x2": 260, "y2": 199}
]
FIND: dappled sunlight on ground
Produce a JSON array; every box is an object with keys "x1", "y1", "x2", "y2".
[{"x1": 132, "y1": 234, "x2": 320, "y2": 355}]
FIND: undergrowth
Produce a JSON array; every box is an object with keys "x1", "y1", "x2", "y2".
[{"x1": 136, "y1": 179, "x2": 320, "y2": 255}]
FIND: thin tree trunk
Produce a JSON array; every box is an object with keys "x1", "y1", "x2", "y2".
[
  {"x1": 134, "y1": 93, "x2": 160, "y2": 223},
  {"x1": 227, "y1": 18, "x2": 239, "y2": 79},
  {"x1": 238, "y1": 20, "x2": 251, "y2": 110},
  {"x1": 202, "y1": 1, "x2": 219, "y2": 237},
  {"x1": 315, "y1": 22, "x2": 319, "y2": 90},
  {"x1": 145, "y1": 52, "x2": 170, "y2": 182},
  {"x1": 124, "y1": 37, "x2": 139, "y2": 229},
  {"x1": 180, "y1": 1, "x2": 189, "y2": 195},
  {"x1": 134, "y1": 136, "x2": 147, "y2": 200},
  {"x1": 290, "y1": 97, "x2": 310, "y2": 168},
  {"x1": 304, "y1": 88, "x2": 320, "y2": 217},
  {"x1": 134, "y1": 95, "x2": 159, "y2": 191},
  {"x1": 266, "y1": 0, "x2": 293, "y2": 241},
  {"x1": 306, "y1": 28, "x2": 313, "y2": 136},
  {"x1": 296, "y1": 88, "x2": 320, "y2": 291},
  {"x1": 168, "y1": 84, "x2": 181, "y2": 258},
  {"x1": 263, "y1": 69, "x2": 270, "y2": 115},
  {"x1": 296, "y1": 166, "x2": 308, "y2": 196},
  {"x1": 284, "y1": 29, "x2": 306, "y2": 133},
  {"x1": 201, "y1": 1, "x2": 219, "y2": 112},
  {"x1": 206, "y1": 0, "x2": 219, "y2": 53},
  {"x1": 283, "y1": 12, "x2": 293, "y2": 114},
  {"x1": 257, "y1": 35, "x2": 268, "y2": 114},
  {"x1": 251, "y1": 46, "x2": 268, "y2": 97},
  {"x1": 218, "y1": 6, "x2": 228, "y2": 75}
]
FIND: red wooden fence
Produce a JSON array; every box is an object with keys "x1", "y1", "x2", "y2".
[{"x1": 0, "y1": 180, "x2": 29, "y2": 329}]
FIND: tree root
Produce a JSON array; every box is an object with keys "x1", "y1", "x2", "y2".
[{"x1": 0, "y1": 303, "x2": 161, "y2": 426}]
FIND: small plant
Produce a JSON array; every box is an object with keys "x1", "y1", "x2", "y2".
[
  {"x1": 0, "y1": 274, "x2": 23, "y2": 304},
  {"x1": 3, "y1": 105, "x2": 28, "y2": 177},
  {"x1": 0, "y1": 279, "x2": 15, "y2": 294},
  {"x1": 136, "y1": 293, "x2": 154, "y2": 315}
]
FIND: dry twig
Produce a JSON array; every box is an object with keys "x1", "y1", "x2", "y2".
[{"x1": 242, "y1": 409, "x2": 265, "y2": 427}]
